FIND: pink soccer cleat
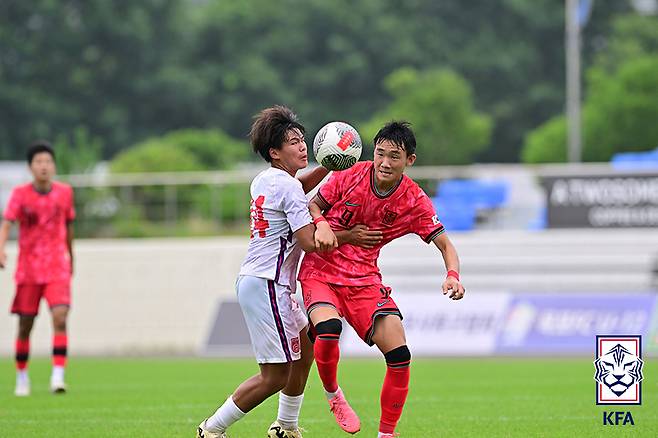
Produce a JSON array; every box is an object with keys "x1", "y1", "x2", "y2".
[{"x1": 328, "y1": 389, "x2": 361, "y2": 434}]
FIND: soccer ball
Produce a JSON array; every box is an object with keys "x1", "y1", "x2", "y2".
[{"x1": 313, "y1": 121, "x2": 362, "y2": 171}]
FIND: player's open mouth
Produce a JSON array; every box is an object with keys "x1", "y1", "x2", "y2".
[{"x1": 378, "y1": 170, "x2": 392, "y2": 177}]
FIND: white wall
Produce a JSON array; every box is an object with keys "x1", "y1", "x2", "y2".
[{"x1": 0, "y1": 238, "x2": 248, "y2": 356}]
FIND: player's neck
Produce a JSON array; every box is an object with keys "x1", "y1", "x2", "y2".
[
  {"x1": 374, "y1": 176, "x2": 402, "y2": 194},
  {"x1": 32, "y1": 180, "x2": 53, "y2": 194},
  {"x1": 271, "y1": 161, "x2": 297, "y2": 177}
]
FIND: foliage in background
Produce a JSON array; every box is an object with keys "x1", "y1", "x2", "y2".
[
  {"x1": 53, "y1": 126, "x2": 103, "y2": 174},
  {"x1": 522, "y1": 13, "x2": 658, "y2": 163},
  {"x1": 360, "y1": 68, "x2": 492, "y2": 165},
  {"x1": 0, "y1": 0, "x2": 634, "y2": 163}
]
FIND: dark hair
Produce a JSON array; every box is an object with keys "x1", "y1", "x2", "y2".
[
  {"x1": 27, "y1": 140, "x2": 55, "y2": 164},
  {"x1": 249, "y1": 105, "x2": 305, "y2": 162},
  {"x1": 372, "y1": 121, "x2": 416, "y2": 156}
]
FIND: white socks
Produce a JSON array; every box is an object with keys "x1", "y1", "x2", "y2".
[
  {"x1": 17, "y1": 370, "x2": 29, "y2": 382},
  {"x1": 325, "y1": 386, "x2": 340, "y2": 400},
  {"x1": 51, "y1": 366, "x2": 65, "y2": 382},
  {"x1": 277, "y1": 392, "x2": 304, "y2": 429},
  {"x1": 205, "y1": 396, "x2": 245, "y2": 433}
]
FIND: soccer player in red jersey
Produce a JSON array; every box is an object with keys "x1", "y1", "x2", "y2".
[
  {"x1": 0, "y1": 141, "x2": 75, "y2": 396},
  {"x1": 298, "y1": 121, "x2": 466, "y2": 437}
]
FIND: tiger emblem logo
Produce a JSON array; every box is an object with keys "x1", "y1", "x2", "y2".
[{"x1": 594, "y1": 343, "x2": 644, "y2": 398}]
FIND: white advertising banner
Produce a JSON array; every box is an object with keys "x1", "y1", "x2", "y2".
[{"x1": 340, "y1": 292, "x2": 512, "y2": 356}]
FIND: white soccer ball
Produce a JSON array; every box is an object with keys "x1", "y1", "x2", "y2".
[{"x1": 313, "y1": 121, "x2": 362, "y2": 171}]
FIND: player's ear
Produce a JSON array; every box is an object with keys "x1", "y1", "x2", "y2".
[
  {"x1": 269, "y1": 147, "x2": 280, "y2": 161},
  {"x1": 406, "y1": 153, "x2": 416, "y2": 166}
]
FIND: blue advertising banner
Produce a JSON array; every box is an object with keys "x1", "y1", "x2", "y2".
[{"x1": 496, "y1": 293, "x2": 657, "y2": 354}]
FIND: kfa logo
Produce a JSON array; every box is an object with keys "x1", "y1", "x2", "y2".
[
  {"x1": 382, "y1": 208, "x2": 398, "y2": 226},
  {"x1": 594, "y1": 335, "x2": 643, "y2": 405}
]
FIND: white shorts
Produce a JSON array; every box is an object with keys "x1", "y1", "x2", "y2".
[{"x1": 236, "y1": 275, "x2": 308, "y2": 363}]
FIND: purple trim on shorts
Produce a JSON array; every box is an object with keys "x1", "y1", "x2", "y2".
[
  {"x1": 274, "y1": 237, "x2": 287, "y2": 283},
  {"x1": 267, "y1": 280, "x2": 292, "y2": 362}
]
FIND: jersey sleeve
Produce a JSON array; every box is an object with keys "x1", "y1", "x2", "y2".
[
  {"x1": 317, "y1": 168, "x2": 350, "y2": 209},
  {"x1": 3, "y1": 188, "x2": 22, "y2": 222},
  {"x1": 411, "y1": 193, "x2": 446, "y2": 243},
  {"x1": 66, "y1": 186, "x2": 76, "y2": 222},
  {"x1": 282, "y1": 181, "x2": 313, "y2": 233}
]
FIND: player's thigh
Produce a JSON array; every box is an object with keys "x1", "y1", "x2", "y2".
[
  {"x1": 236, "y1": 275, "x2": 305, "y2": 363},
  {"x1": 11, "y1": 284, "x2": 44, "y2": 316},
  {"x1": 342, "y1": 283, "x2": 403, "y2": 347},
  {"x1": 371, "y1": 314, "x2": 407, "y2": 354},
  {"x1": 300, "y1": 279, "x2": 341, "y2": 325}
]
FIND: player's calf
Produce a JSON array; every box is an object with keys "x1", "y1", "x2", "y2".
[{"x1": 379, "y1": 345, "x2": 411, "y2": 435}]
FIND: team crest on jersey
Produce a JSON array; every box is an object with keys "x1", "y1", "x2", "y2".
[
  {"x1": 594, "y1": 335, "x2": 643, "y2": 405},
  {"x1": 431, "y1": 215, "x2": 441, "y2": 225},
  {"x1": 291, "y1": 337, "x2": 300, "y2": 354},
  {"x1": 382, "y1": 208, "x2": 398, "y2": 226}
]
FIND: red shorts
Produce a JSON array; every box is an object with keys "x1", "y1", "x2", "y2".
[
  {"x1": 301, "y1": 278, "x2": 402, "y2": 346},
  {"x1": 11, "y1": 280, "x2": 71, "y2": 316}
]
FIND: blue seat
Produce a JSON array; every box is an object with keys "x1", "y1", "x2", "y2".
[
  {"x1": 611, "y1": 148, "x2": 658, "y2": 169},
  {"x1": 432, "y1": 196, "x2": 476, "y2": 231},
  {"x1": 436, "y1": 179, "x2": 509, "y2": 210}
]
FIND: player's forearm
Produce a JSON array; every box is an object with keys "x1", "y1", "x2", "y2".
[
  {"x1": 433, "y1": 234, "x2": 460, "y2": 273},
  {"x1": 298, "y1": 166, "x2": 330, "y2": 194},
  {"x1": 66, "y1": 222, "x2": 74, "y2": 263},
  {"x1": 334, "y1": 230, "x2": 352, "y2": 245},
  {"x1": 0, "y1": 220, "x2": 12, "y2": 248}
]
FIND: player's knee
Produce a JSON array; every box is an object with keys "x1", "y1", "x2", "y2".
[
  {"x1": 384, "y1": 345, "x2": 411, "y2": 366},
  {"x1": 262, "y1": 366, "x2": 291, "y2": 391},
  {"x1": 314, "y1": 318, "x2": 342, "y2": 339}
]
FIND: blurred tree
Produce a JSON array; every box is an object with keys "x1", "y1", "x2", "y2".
[
  {"x1": 53, "y1": 126, "x2": 103, "y2": 174},
  {"x1": 360, "y1": 68, "x2": 492, "y2": 165},
  {"x1": 522, "y1": 55, "x2": 658, "y2": 162},
  {"x1": 522, "y1": 12, "x2": 658, "y2": 163},
  {"x1": 0, "y1": 0, "x2": 636, "y2": 164},
  {"x1": 110, "y1": 128, "x2": 249, "y2": 172}
]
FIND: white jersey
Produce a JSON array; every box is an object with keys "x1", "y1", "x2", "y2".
[{"x1": 239, "y1": 167, "x2": 312, "y2": 290}]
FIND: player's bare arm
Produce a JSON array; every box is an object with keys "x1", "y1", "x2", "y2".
[
  {"x1": 294, "y1": 222, "x2": 337, "y2": 253},
  {"x1": 297, "y1": 166, "x2": 330, "y2": 194},
  {"x1": 432, "y1": 233, "x2": 465, "y2": 300},
  {"x1": 66, "y1": 222, "x2": 74, "y2": 275},
  {"x1": 0, "y1": 219, "x2": 13, "y2": 269},
  {"x1": 334, "y1": 225, "x2": 383, "y2": 249}
]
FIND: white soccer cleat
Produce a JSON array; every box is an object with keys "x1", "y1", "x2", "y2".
[
  {"x1": 14, "y1": 374, "x2": 30, "y2": 397},
  {"x1": 50, "y1": 375, "x2": 67, "y2": 394},
  {"x1": 267, "y1": 420, "x2": 303, "y2": 438},
  {"x1": 196, "y1": 419, "x2": 227, "y2": 438}
]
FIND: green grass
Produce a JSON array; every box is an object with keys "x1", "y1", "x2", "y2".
[{"x1": 0, "y1": 357, "x2": 655, "y2": 437}]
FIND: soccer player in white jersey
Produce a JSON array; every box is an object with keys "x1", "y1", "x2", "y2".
[{"x1": 196, "y1": 106, "x2": 338, "y2": 438}]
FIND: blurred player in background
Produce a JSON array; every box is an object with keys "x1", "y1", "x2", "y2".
[
  {"x1": 0, "y1": 141, "x2": 75, "y2": 396},
  {"x1": 196, "y1": 106, "x2": 338, "y2": 438},
  {"x1": 299, "y1": 121, "x2": 466, "y2": 437}
]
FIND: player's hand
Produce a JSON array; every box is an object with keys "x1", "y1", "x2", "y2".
[
  {"x1": 0, "y1": 249, "x2": 6, "y2": 269},
  {"x1": 314, "y1": 222, "x2": 338, "y2": 252},
  {"x1": 442, "y1": 277, "x2": 465, "y2": 300},
  {"x1": 349, "y1": 224, "x2": 383, "y2": 249}
]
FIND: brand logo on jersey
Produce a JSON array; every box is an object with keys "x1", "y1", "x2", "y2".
[
  {"x1": 595, "y1": 335, "x2": 643, "y2": 405},
  {"x1": 376, "y1": 299, "x2": 390, "y2": 307},
  {"x1": 291, "y1": 337, "x2": 301, "y2": 354},
  {"x1": 345, "y1": 201, "x2": 360, "y2": 207},
  {"x1": 382, "y1": 208, "x2": 398, "y2": 226}
]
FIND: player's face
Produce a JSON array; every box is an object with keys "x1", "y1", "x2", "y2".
[
  {"x1": 271, "y1": 129, "x2": 308, "y2": 174},
  {"x1": 29, "y1": 152, "x2": 56, "y2": 183},
  {"x1": 373, "y1": 140, "x2": 416, "y2": 188}
]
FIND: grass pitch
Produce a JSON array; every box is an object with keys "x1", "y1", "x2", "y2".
[{"x1": 0, "y1": 357, "x2": 655, "y2": 437}]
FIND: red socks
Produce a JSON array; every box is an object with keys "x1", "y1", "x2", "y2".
[
  {"x1": 53, "y1": 334, "x2": 68, "y2": 367},
  {"x1": 380, "y1": 347, "x2": 411, "y2": 434},
  {"x1": 15, "y1": 338, "x2": 30, "y2": 370},
  {"x1": 314, "y1": 335, "x2": 340, "y2": 393}
]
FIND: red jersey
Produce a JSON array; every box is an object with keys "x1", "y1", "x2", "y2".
[
  {"x1": 298, "y1": 161, "x2": 444, "y2": 286},
  {"x1": 3, "y1": 181, "x2": 75, "y2": 284}
]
